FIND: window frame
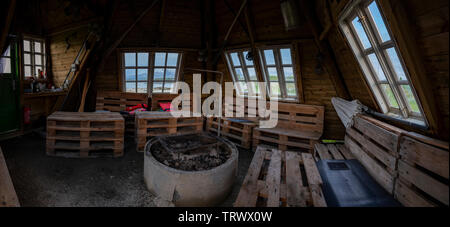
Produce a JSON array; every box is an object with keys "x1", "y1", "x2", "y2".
[
  {"x1": 259, "y1": 45, "x2": 299, "y2": 101},
  {"x1": 120, "y1": 50, "x2": 183, "y2": 95},
  {"x1": 22, "y1": 37, "x2": 46, "y2": 79},
  {"x1": 339, "y1": 0, "x2": 426, "y2": 125},
  {"x1": 224, "y1": 49, "x2": 260, "y2": 97},
  {"x1": 0, "y1": 45, "x2": 12, "y2": 74}
]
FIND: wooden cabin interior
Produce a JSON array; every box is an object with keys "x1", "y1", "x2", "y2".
[{"x1": 0, "y1": 0, "x2": 448, "y2": 208}]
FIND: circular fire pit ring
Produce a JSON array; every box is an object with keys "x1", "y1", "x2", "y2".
[{"x1": 144, "y1": 133, "x2": 239, "y2": 207}]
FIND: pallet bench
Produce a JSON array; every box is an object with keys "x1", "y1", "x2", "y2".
[
  {"x1": 96, "y1": 91, "x2": 148, "y2": 135},
  {"x1": 206, "y1": 98, "x2": 260, "y2": 149},
  {"x1": 135, "y1": 112, "x2": 203, "y2": 152},
  {"x1": 314, "y1": 143, "x2": 355, "y2": 161},
  {"x1": 46, "y1": 112, "x2": 124, "y2": 158},
  {"x1": 234, "y1": 146, "x2": 327, "y2": 207},
  {"x1": 253, "y1": 103, "x2": 324, "y2": 152}
]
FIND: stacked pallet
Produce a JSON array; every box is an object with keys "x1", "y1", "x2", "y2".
[
  {"x1": 206, "y1": 98, "x2": 260, "y2": 150},
  {"x1": 96, "y1": 91, "x2": 148, "y2": 136},
  {"x1": 135, "y1": 112, "x2": 203, "y2": 152},
  {"x1": 234, "y1": 146, "x2": 327, "y2": 207},
  {"x1": 46, "y1": 112, "x2": 124, "y2": 158},
  {"x1": 395, "y1": 134, "x2": 449, "y2": 207},
  {"x1": 253, "y1": 103, "x2": 324, "y2": 152}
]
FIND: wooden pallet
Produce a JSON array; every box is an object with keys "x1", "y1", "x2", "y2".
[
  {"x1": 314, "y1": 144, "x2": 355, "y2": 161},
  {"x1": 234, "y1": 146, "x2": 327, "y2": 207},
  {"x1": 46, "y1": 112, "x2": 125, "y2": 158},
  {"x1": 96, "y1": 91, "x2": 148, "y2": 112},
  {"x1": 394, "y1": 135, "x2": 449, "y2": 207},
  {"x1": 253, "y1": 103, "x2": 324, "y2": 152},
  {"x1": 0, "y1": 147, "x2": 20, "y2": 207},
  {"x1": 206, "y1": 118, "x2": 256, "y2": 149},
  {"x1": 345, "y1": 116, "x2": 401, "y2": 194},
  {"x1": 135, "y1": 112, "x2": 203, "y2": 152}
]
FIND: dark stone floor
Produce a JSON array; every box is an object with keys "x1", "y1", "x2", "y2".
[{"x1": 1, "y1": 133, "x2": 253, "y2": 207}]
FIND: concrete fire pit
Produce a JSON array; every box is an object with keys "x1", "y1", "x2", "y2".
[{"x1": 143, "y1": 133, "x2": 239, "y2": 207}]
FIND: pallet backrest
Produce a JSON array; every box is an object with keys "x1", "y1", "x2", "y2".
[
  {"x1": 270, "y1": 102, "x2": 324, "y2": 133},
  {"x1": 151, "y1": 93, "x2": 195, "y2": 111},
  {"x1": 96, "y1": 91, "x2": 148, "y2": 112},
  {"x1": 396, "y1": 135, "x2": 449, "y2": 207},
  {"x1": 223, "y1": 97, "x2": 262, "y2": 122},
  {"x1": 344, "y1": 115, "x2": 401, "y2": 193}
]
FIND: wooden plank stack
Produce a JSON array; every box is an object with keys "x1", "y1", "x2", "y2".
[
  {"x1": 234, "y1": 146, "x2": 327, "y2": 207},
  {"x1": 314, "y1": 143, "x2": 355, "y2": 161},
  {"x1": 395, "y1": 135, "x2": 449, "y2": 207},
  {"x1": 0, "y1": 147, "x2": 20, "y2": 207},
  {"x1": 46, "y1": 112, "x2": 125, "y2": 158},
  {"x1": 135, "y1": 112, "x2": 203, "y2": 152},
  {"x1": 96, "y1": 91, "x2": 148, "y2": 135},
  {"x1": 253, "y1": 103, "x2": 324, "y2": 152}
]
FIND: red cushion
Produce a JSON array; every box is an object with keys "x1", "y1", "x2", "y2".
[{"x1": 159, "y1": 103, "x2": 173, "y2": 112}]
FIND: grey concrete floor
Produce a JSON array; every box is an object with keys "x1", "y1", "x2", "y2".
[{"x1": 1, "y1": 133, "x2": 253, "y2": 207}]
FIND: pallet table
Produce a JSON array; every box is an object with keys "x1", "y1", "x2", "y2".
[
  {"x1": 46, "y1": 112, "x2": 125, "y2": 158},
  {"x1": 135, "y1": 112, "x2": 203, "y2": 152},
  {"x1": 234, "y1": 146, "x2": 327, "y2": 207}
]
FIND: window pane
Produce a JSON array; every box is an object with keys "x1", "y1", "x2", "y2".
[
  {"x1": 243, "y1": 51, "x2": 254, "y2": 66},
  {"x1": 35, "y1": 66, "x2": 42, "y2": 77},
  {"x1": 270, "y1": 82, "x2": 281, "y2": 97},
  {"x1": 235, "y1": 68, "x2": 245, "y2": 81},
  {"x1": 249, "y1": 82, "x2": 260, "y2": 95},
  {"x1": 24, "y1": 54, "x2": 31, "y2": 65},
  {"x1": 137, "y1": 69, "x2": 148, "y2": 81},
  {"x1": 153, "y1": 68, "x2": 165, "y2": 81},
  {"x1": 264, "y1": 50, "x2": 275, "y2": 65},
  {"x1": 137, "y1": 82, "x2": 147, "y2": 94},
  {"x1": 381, "y1": 84, "x2": 399, "y2": 108},
  {"x1": 126, "y1": 82, "x2": 136, "y2": 93},
  {"x1": 165, "y1": 68, "x2": 176, "y2": 81},
  {"x1": 153, "y1": 82, "x2": 163, "y2": 93},
  {"x1": 124, "y1": 53, "x2": 136, "y2": 67},
  {"x1": 248, "y1": 67, "x2": 257, "y2": 81},
  {"x1": 155, "y1": 52, "x2": 166, "y2": 66},
  {"x1": 401, "y1": 85, "x2": 420, "y2": 113},
  {"x1": 166, "y1": 53, "x2": 179, "y2": 67},
  {"x1": 368, "y1": 1, "x2": 391, "y2": 42},
  {"x1": 286, "y1": 83, "x2": 297, "y2": 97},
  {"x1": 138, "y1": 53, "x2": 149, "y2": 67},
  {"x1": 238, "y1": 82, "x2": 248, "y2": 93},
  {"x1": 2, "y1": 45, "x2": 10, "y2": 57},
  {"x1": 0, "y1": 58, "x2": 11, "y2": 74},
  {"x1": 368, "y1": 54, "x2": 387, "y2": 81},
  {"x1": 125, "y1": 69, "x2": 136, "y2": 81},
  {"x1": 386, "y1": 48, "x2": 407, "y2": 81},
  {"x1": 268, "y1": 67, "x2": 278, "y2": 81},
  {"x1": 280, "y1": 48, "x2": 292, "y2": 65},
  {"x1": 164, "y1": 82, "x2": 175, "y2": 93},
  {"x1": 23, "y1": 40, "x2": 30, "y2": 52},
  {"x1": 230, "y1": 53, "x2": 241, "y2": 66},
  {"x1": 35, "y1": 42, "x2": 42, "y2": 53},
  {"x1": 35, "y1": 54, "x2": 42, "y2": 65},
  {"x1": 24, "y1": 66, "x2": 31, "y2": 77},
  {"x1": 283, "y1": 67, "x2": 294, "y2": 82},
  {"x1": 352, "y1": 17, "x2": 372, "y2": 49}
]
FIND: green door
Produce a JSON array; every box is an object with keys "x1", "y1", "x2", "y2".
[{"x1": 0, "y1": 41, "x2": 20, "y2": 134}]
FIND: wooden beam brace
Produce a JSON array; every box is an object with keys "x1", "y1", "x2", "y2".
[
  {"x1": 0, "y1": 0, "x2": 16, "y2": 55},
  {"x1": 298, "y1": 0, "x2": 351, "y2": 100}
]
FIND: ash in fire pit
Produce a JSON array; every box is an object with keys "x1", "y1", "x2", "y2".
[{"x1": 151, "y1": 133, "x2": 232, "y2": 171}]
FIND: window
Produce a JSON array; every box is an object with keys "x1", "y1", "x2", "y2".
[
  {"x1": 260, "y1": 46, "x2": 298, "y2": 100},
  {"x1": 121, "y1": 51, "x2": 182, "y2": 94},
  {"x1": 0, "y1": 45, "x2": 11, "y2": 74},
  {"x1": 152, "y1": 52, "x2": 181, "y2": 94},
  {"x1": 225, "y1": 50, "x2": 260, "y2": 97},
  {"x1": 23, "y1": 38, "x2": 46, "y2": 78},
  {"x1": 340, "y1": 0, "x2": 426, "y2": 125}
]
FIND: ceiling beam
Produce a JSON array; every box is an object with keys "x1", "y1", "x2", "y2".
[{"x1": 0, "y1": 0, "x2": 16, "y2": 55}]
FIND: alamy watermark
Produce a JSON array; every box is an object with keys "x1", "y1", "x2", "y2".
[{"x1": 169, "y1": 74, "x2": 279, "y2": 128}]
